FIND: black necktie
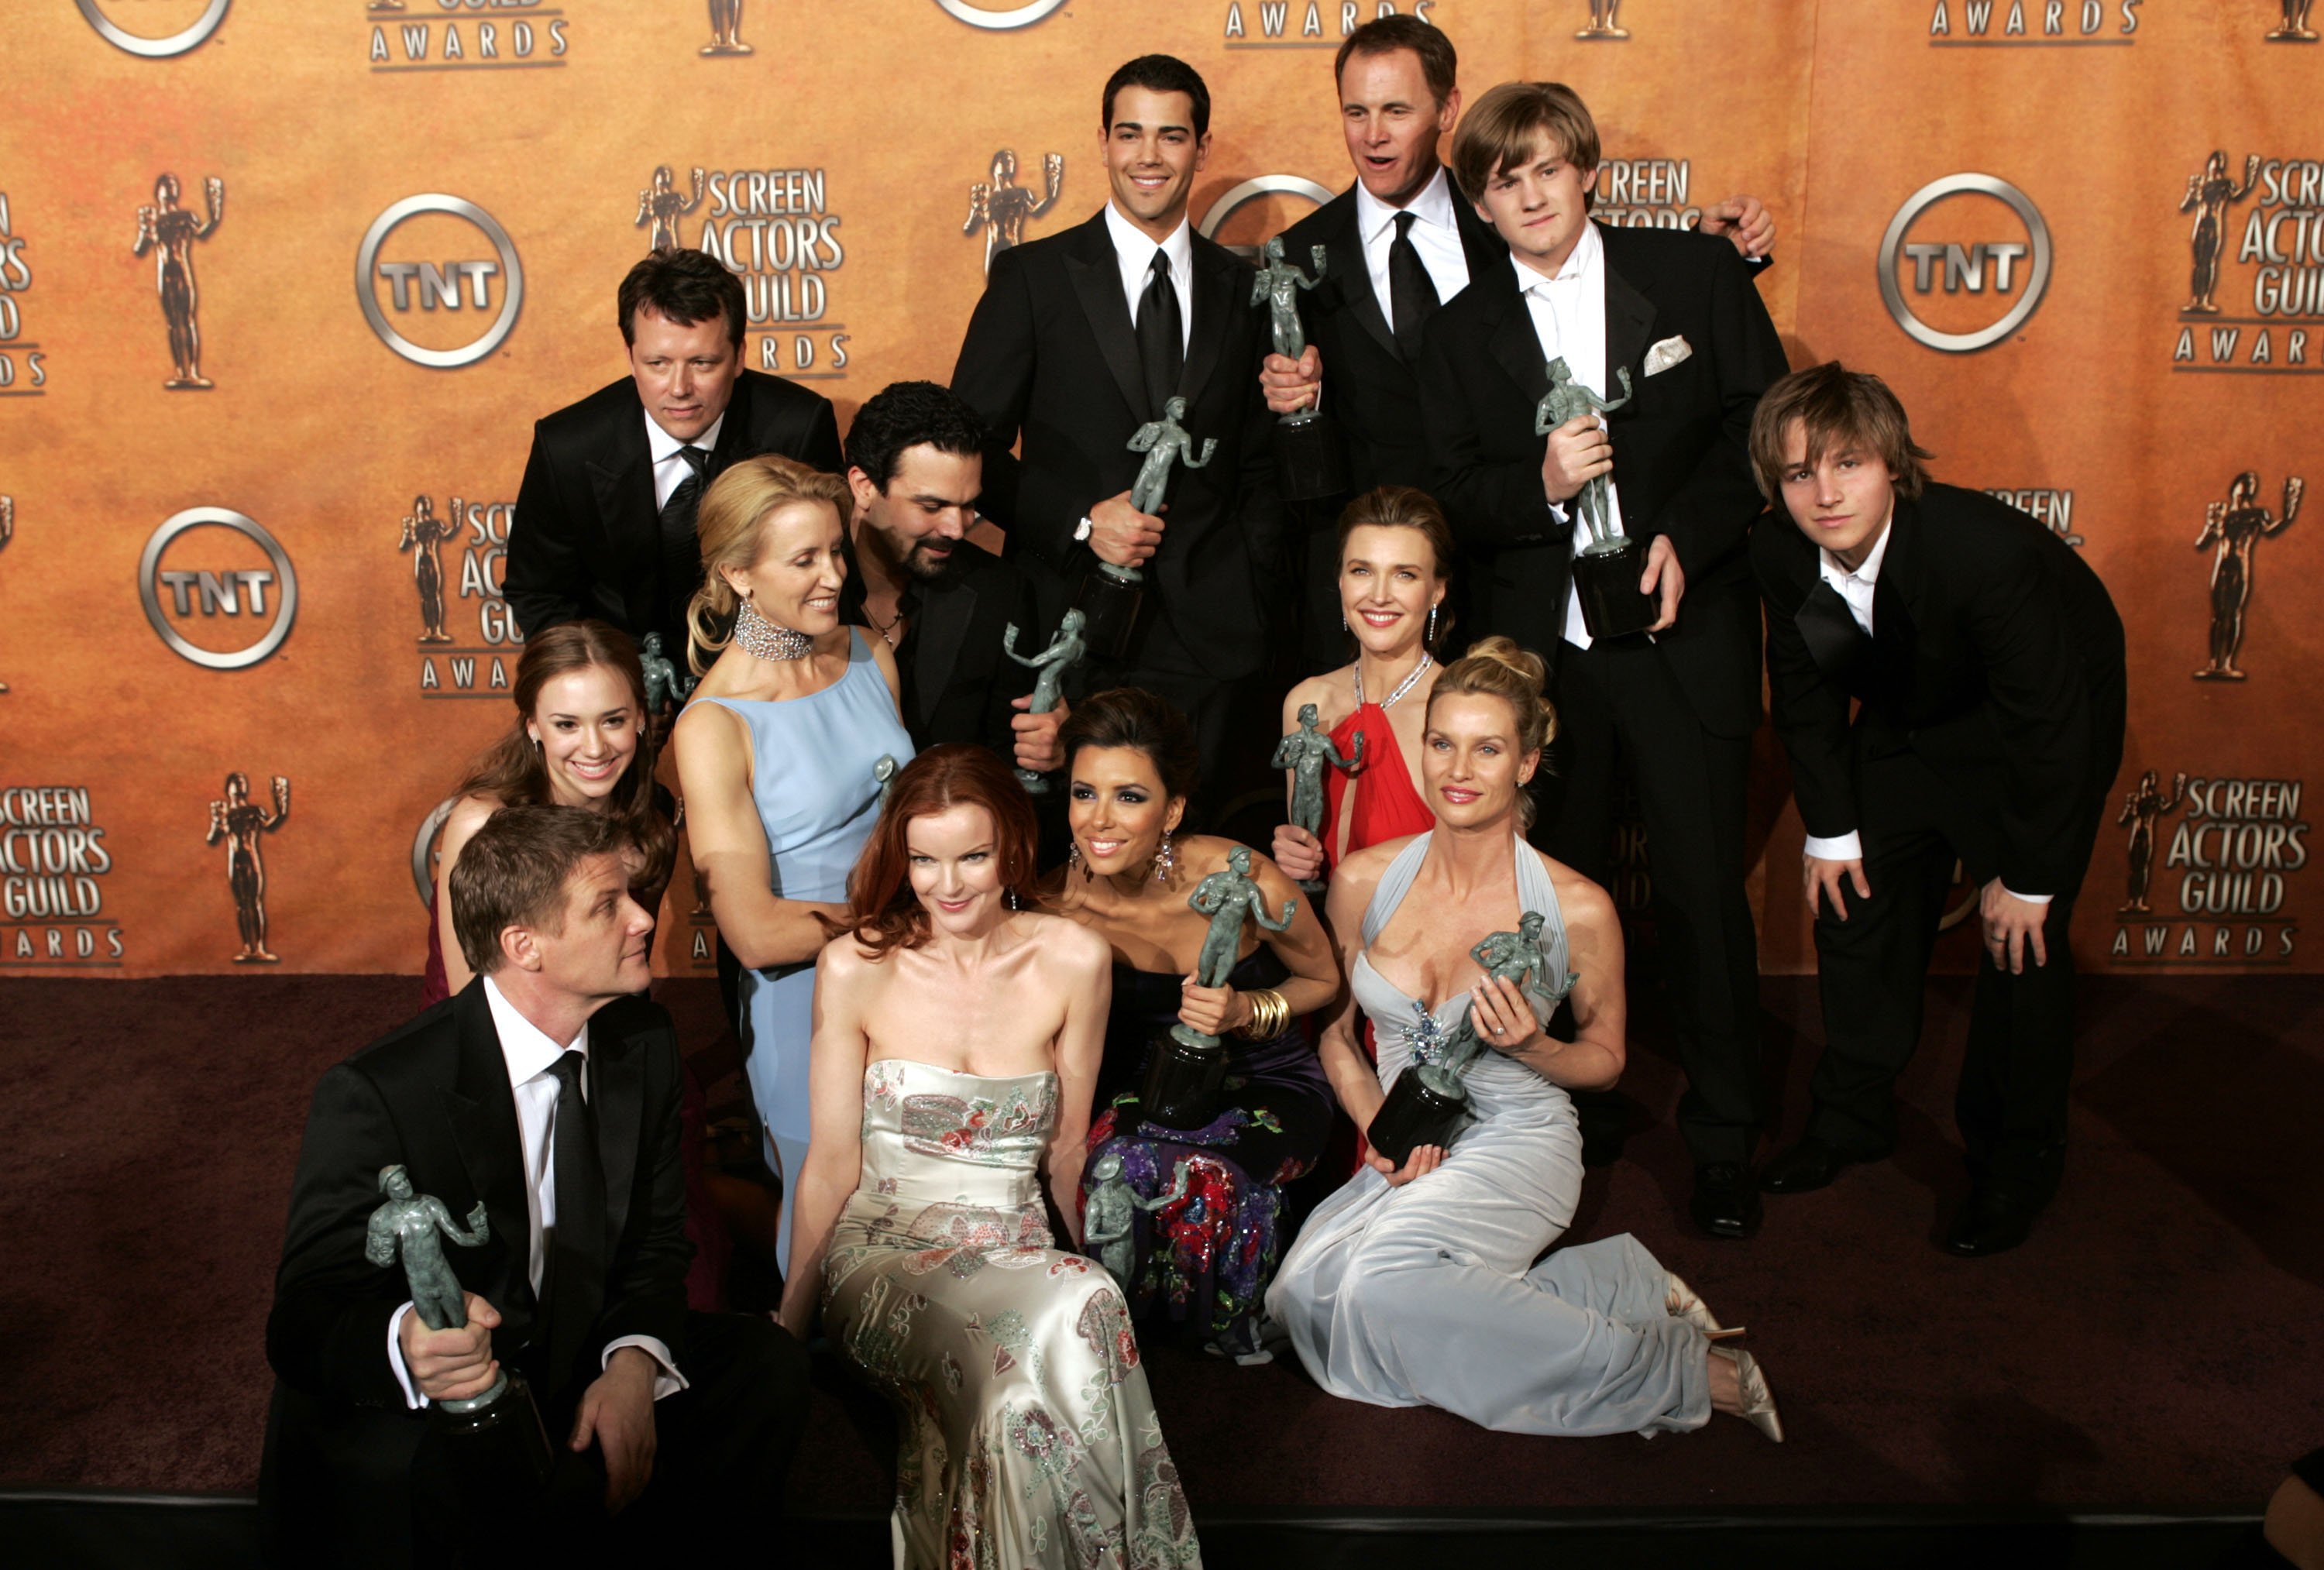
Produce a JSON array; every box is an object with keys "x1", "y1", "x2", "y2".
[
  {"x1": 658, "y1": 445, "x2": 711, "y2": 644},
  {"x1": 1795, "y1": 579, "x2": 1869, "y2": 690},
  {"x1": 1136, "y1": 248, "x2": 1183, "y2": 418},
  {"x1": 1387, "y1": 211, "x2": 1440, "y2": 362},
  {"x1": 543, "y1": 1050, "x2": 607, "y2": 1379}
]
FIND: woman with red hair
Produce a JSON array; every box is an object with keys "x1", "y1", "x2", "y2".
[{"x1": 781, "y1": 744, "x2": 1201, "y2": 1567}]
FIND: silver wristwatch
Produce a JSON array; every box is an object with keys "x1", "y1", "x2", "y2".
[{"x1": 1074, "y1": 514, "x2": 1095, "y2": 544}]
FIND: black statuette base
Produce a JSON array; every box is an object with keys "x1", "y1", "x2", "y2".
[
  {"x1": 1573, "y1": 538, "x2": 1659, "y2": 641},
  {"x1": 1367, "y1": 1066, "x2": 1470, "y2": 1167},
  {"x1": 1073, "y1": 569, "x2": 1143, "y2": 661},
  {"x1": 430, "y1": 1368, "x2": 555, "y2": 1490},
  {"x1": 1275, "y1": 409, "x2": 1347, "y2": 503},
  {"x1": 1139, "y1": 1029, "x2": 1228, "y2": 1132}
]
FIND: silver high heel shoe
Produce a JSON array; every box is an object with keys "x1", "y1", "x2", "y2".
[
  {"x1": 1666, "y1": 1273, "x2": 1745, "y2": 1341},
  {"x1": 1710, "y1": 1344, "x2": 1784, "y2": 1443}
]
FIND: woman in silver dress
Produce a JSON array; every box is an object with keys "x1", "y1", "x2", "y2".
[
  {"x1": 782, "y1": 744, "x2": 1202, "y2": 1568},
  {"x1": 1267, "y1": 638, "x2": 1783, "y2": 1441}
]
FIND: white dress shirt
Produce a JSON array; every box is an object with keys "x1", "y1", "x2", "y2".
[
  {"x1": 387, "y1": 976, "x2": 686, "y2": 1407},
  {"x1": 1104, "y1": 201, "x2": 1194, "y2": 358},
  {"x1": 1513, "y1": 225, "x2": 1624, "y2": 651},
  {"x1": 646, "y1": 408, "x2": 726, "y2": 511},
  {"x1": 1353, "y1": 165, "x2": 1473, "y2": 311},
  {"x1": 1799, "y1": 519, "x2": 2048, "y2": 903}
]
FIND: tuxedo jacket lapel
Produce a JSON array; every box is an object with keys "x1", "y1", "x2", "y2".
[
  {"x1": 911, "y1": 579, "x2": 978, "y2": 736},
  {"x1": 1599, "y1": 226, "x2": 1659, "y2": 404},
  {"x1": 1064, "y1": 213, "x2": 1150, "y2": 421},
  {"x1": 441, "y1": 984, "x2": 535, "y2": 1321},
  {"x1": 586, "y1": 416, "x2": 658, "y2": 629},
  {"x1": 1325, "y1": 194, "x2": 1397, "y2": 360},
  {"x1": 1481, "y1": 272, "x2": 1551, "y2": 407},
  {"x1": 1176, "y1": 242, "x2": 1238, "y2": 412},
  {"x1": 591, "y1": 1022, "x2": 644, "y2": 1264}
]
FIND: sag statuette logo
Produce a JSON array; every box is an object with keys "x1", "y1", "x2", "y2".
[
  {"x1": 139, "y1": 507, "x2": 298, "y2": 671},
  {"x1": 1224, "y1": 0, "x2": 1437, "y2": 46},
  {"x1": 399, "y1": 490, "x2": 523, "y2": 696},
  {"x1": 633, "y1": 167, "x2": 847, "y2": 377},
  {"x1": 1879, "y1": 173, "x2": 2052, "y2": 353},
  {"x1": 207, "y1": 771, "x2": 290, "y2": 964},
  {"x1": 2, "y1": 785, "x2": 123, "y2": 969},
  {"x1": 358, "y1": 195, "x2": 524, "y2": 369},
  {"x1": 77, "y1": 0, "x2": 232, "y2": 58},
  {"x1": 2169, "y1": 153, "x2": 2323, "y2": 374},
  {"x1": 936, "y1": 0, "x2": 1069, "y2": 29},
  {"x1": 2113, "y1": 772, "x2": 2307, "y2": 964},
  {"x1": 966, "y1": 150, "x2": 1064, "y2": 277},
  {"x1": 1927, "y1": 0, "x2": 2143, "y2": 43},
  {"x1": 132, "y1": 173, "x2": 225, "y2": 390},
  {"x1": 368, "y1": 0, "x2": 571, "y2": 71}
]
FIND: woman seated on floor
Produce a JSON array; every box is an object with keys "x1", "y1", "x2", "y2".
[
  {"x1": 781, "y1": 744, "x2": 1202, "y2": 1566},
  {"x1": 1267, "y1": 637, "x2": 1783, "y2": 1441}
]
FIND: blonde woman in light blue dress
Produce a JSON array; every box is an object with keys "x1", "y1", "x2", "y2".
[{"x1": 782, "y1": 744, "x2": 1201, "y2": 1569}]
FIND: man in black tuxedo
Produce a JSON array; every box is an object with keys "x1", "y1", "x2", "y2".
[
  {"x1": 1749, "y1": 364, "x2": 2124, "y2": 1256},
  {"x1": 504, "y1": 249, "x2": 844, "y2": 671},
  {"x1": 1261, "y1": 18, "x2": 1773, "y2": 670},
  {"x1": 1418, "y1": 82, "x2": 1789, "y2": 1239},
  {"x1": 260, "y1": 807, "x2": 808, "y2": 1567},
  {"x1": 837, "y1": 380, "x2": 1062, "y2": 775},
  {"x1": 952, "y1": 53, "x2": 1282, "y2": 787}
]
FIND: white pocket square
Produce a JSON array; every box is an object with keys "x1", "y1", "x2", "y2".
[{"x1": 1642, "y1": 335, "x2": 1693, "y2": 376}]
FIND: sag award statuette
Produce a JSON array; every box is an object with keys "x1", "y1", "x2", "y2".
[
  {"x1": 1253, "y1": 235, "x2": 1346, "y2": 501},
  {"x1": 1538, "y1": 357, "x2": 1655, "y2": 639},
  {"x1": 1074, "y1": 398, "x2": 1215, "y2": 659},
  {"x1": 366, "y1": 1164, "x2": 554, "y2": 1487},
  {"x1": 1367, "y1": 913, "x2": 1579, "y2": 1166},
  {"x1": 1001, "y1": 608, "x2": 1087, "y2": 794},
  {"x1": 1272, "y1": 703, "x2": 1363, "y2": 895},
  {"x1": 1139, "y1": 847, "x2": 1296, "y2": 1130}
]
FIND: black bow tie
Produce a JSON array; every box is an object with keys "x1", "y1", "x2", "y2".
[{"x1": 1796, "y1": 579, "x2": 1868, "y2": 687}]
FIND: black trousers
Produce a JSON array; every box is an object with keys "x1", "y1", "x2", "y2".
[
  {"x1": 1805, "y1": 745, "x2": 2106, "y2": 1195},
  {"x1": 1538, "y1": 635, "x2": 1764, "y2": 1167},
  {"x1": 261, "y1": 1311, "x2": 810, "y2": 1570}
]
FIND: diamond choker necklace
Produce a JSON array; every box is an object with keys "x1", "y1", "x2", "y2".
[{"x1": 732, "y1": 597, "x2": 813, "y2": 661}]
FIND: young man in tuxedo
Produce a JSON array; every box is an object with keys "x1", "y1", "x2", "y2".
[
  {"x1": 1418, "y1": 81, "x2": 1789, "y2": 1239},
  {"x1": 1750, "y1": 364, "x2": 2124, "y2": 1256},
  {"x1": 1260, "y1": 18, "x2": 1773, "y2": 669},
  {"x1": 260, "y1": 807, "x2": 809, "y2": 1567},
  {"x1": 951, "y1": 53, "x2": 1282, "y2": 788},
  {"x1": 838, "y1": 380, "x2": 1064, "y2": 775},
  {"x1": 504, "y1": 249, "x2": 844, "y2": 672}
]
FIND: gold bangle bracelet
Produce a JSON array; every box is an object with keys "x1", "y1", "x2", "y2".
[{"x1": 1239, "y1": 988, "x2": 1291, "y2": 1041}]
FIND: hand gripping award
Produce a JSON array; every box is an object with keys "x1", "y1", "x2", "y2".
[
  {"x1": 1251, "y1": 235, "x2": 1346, "y2": 502},
  {"x1": 999, "y1": 608, "x2": 1087, "y2": 793},
  {"x1": 1272, "y1": 703, "x2": 1364, "y2": 895},
  {"x1": 1140, "y1": 847, "x2": 1297, "y2": 1130},
  {"x1": 366, "y1": 1163, "x2": 555, "y2": 1488},
  {"x1": 1537, "y1": 356, "x2": 1655, "y2": 639},
  {"x1": 1366, "y1": 912, "x2": 1578, "y2": 1166},
  {"x1": 1074, "y1": 398, "x2": 1215, "y2": 658}
]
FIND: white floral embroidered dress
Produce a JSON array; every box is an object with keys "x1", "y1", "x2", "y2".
[{"x1": 823, "y1": 1060, "x2": 1202, "y2": 1569}]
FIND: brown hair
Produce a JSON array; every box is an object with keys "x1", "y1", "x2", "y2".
[
  {"x1": 1748, "y1": 361, "x2": 1934, "y2": 503},
  {"x1": 449, "y1": 805, "x2": 631, "y2": 974},
  {"x1": 1425, "y1": 636, "x2": 1556, "y2": 828},
  {"x1": 685, "y1": 454, "x2": 854, "y2": 675},
  {"x1": 1058, "y1": 688, "x2": 1202, "y2": 806},
  {"x1": 823, "y1": 745, "x2": 1040, "y2": 960},
  {"x1": 450, "y1": 621, "x2": 674, "y2": 891},
  {"x1": 1449, "y1": 81, "x2": 1600, "y2": 208},
  {"x1": 1336, "y1": 485, "x2": 1457, "y2": 654},
  {"x1": 617, "y1": 248, "x2": 747, "y2": 350},
  {"x1": 1335, "y1": 15, "x2": 1457, "y2": 108}
]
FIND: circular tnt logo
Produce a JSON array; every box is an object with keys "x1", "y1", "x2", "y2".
[
  {"x1": 412, "y1": 795, "x2": 459, "y2": 908},
  {"x1": 1198, "y1": 175, "x2": 1337, "y2": 253},
  {"x1": 137, "y1": 507, "x2": 298, "y2": 671},
  {"x1": 1878, "y1": 173, "x2": 2051, "y2": 354},
  {"x1": 76, "y1": 0, "x2": 231, "y2": 57},
  {"x1": 933, "y1": 0, "x2": 1069, "y2": 27},
  {"x1": 356, "y1": 195, "x2": 524, "y2": 369}
]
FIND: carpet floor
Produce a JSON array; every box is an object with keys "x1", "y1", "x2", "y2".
[{"x1": 1, "y1": 971, "x2": 2315, "y2": 1517}]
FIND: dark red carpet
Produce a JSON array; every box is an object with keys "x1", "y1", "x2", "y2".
[{"x1": 2, "y1": 971, "x2": 2316, "y2": 1515}]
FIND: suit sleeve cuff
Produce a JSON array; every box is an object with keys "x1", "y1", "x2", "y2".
[
  {"x1": 603, "y1": 1335, "x2": 688, "y2": 1401},
  {"x1": 1803, "y1": 831, "x2": 1862, "y2": 862},
  {"x1": 2000, "y1": 886, "x2": 2054, "y2": 905},
  {"x1": 387, "y1": 1301, "x2": 425, "y2": 1410}
]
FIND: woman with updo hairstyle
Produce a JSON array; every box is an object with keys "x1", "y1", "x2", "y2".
[
  {"x1": 1042, "y1": 688, "x2": 1342, "y2": 1363},
  {"x1": 422, "y1": 620, "x2": 674, "y2": 1005},
  {"x1": 673, "y1": 453, "x2": 913, "y2": 1264},
  {"x1": 784, "y1": 744, "x2": 1200, "y2": 1564},
  {"x1": 1273, "y1": 485, "x2": 1456, "y2": 886},
  {"x1": 1267, "y1": 637, "x2": 1785, "y2": 1441}
]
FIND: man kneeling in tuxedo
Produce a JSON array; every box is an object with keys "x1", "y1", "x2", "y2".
[
  {"x1": 260, "y1": 806, "x2": 809, "y2": 1567},
  {"x1": 1748, "y1": 363, "x2": 2125, "y2": 1257}
]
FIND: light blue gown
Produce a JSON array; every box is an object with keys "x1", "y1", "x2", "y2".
[
  {"x1": 692, "y1": 628, "x2": 913, "y2": 1263},
  {"x1": 1266, "y1": 833, "x2": 1710, "y2": 1436}
]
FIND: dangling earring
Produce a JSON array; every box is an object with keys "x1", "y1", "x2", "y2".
[
  {"x1": 1341, "y1": 613, "x2": 1349, "y2": 632},
  {"x1": 1427, "y1": 603, "x2": 1439, "y2": 645},
  {"x1": 1067, "y1": 841, "x2": 1085, "y2": 874},
  {"x1": 1151, "y1": 829, "x2": 1176, "y2": 885},
  {"x1": 1006, "y1": 886, "x2": 1022, "y2": 912}
]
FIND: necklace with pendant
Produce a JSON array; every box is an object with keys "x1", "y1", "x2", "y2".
[{"x1": 1354, "y1": 651, "x2": 1431, "y2": 710}]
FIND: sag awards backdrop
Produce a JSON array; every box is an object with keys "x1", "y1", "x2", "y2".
[{"x1": 0, "y1": 0, "x2": 2316, "y2": 981}]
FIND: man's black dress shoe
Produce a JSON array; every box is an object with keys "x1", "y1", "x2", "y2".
[
  {"x1": 1690, "y1": 1163, "x2": 1763, "y2": 1239},
  {"x1": 1944, "y1": 1184, "x2": 2040, "y2": 1257},
  {"x1": 1757, "y1": 1137, "x2": 1854, "y2": 1194}
]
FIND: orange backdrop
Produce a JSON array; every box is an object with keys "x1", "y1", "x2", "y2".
[{"x1": 2, "y1": 0, "x2": 2315, "y2": 979}]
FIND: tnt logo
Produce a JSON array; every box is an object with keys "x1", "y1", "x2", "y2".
[
  {"x1": 1879, "y1": 173, "x2": 2052, "y2": 353},
  {"x1": 357, "y1": 195, "x2": 524, "y2": 368},
  {"x1": 137, "y1": 508, "x2": 298, "y2": 671}
]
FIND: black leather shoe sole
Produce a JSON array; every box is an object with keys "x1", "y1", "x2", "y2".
[{"x1": 1690, "y1": 1168, "x2": 1764, "y2": 1240}]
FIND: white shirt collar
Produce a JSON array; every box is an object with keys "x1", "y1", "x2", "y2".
[
  {"x1": 1104, "y1": 200, "x2": 1193, "y2": 280},
  {"x1": 644, "y1": 407, "x2": 724, "y2": 467},
  {"x1": 1820, "y1": 510, "x2": 1895, "y2": 588},
  {"x1": 1356, "y1": 164, "x2": 1459, "y2": 248},
  {"x1": 1511, "y1": 218, "x2": 1602, "y2": 294},
  {"x1": 482, "y1": 974, "x2": 589, "y2": 1092}
]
